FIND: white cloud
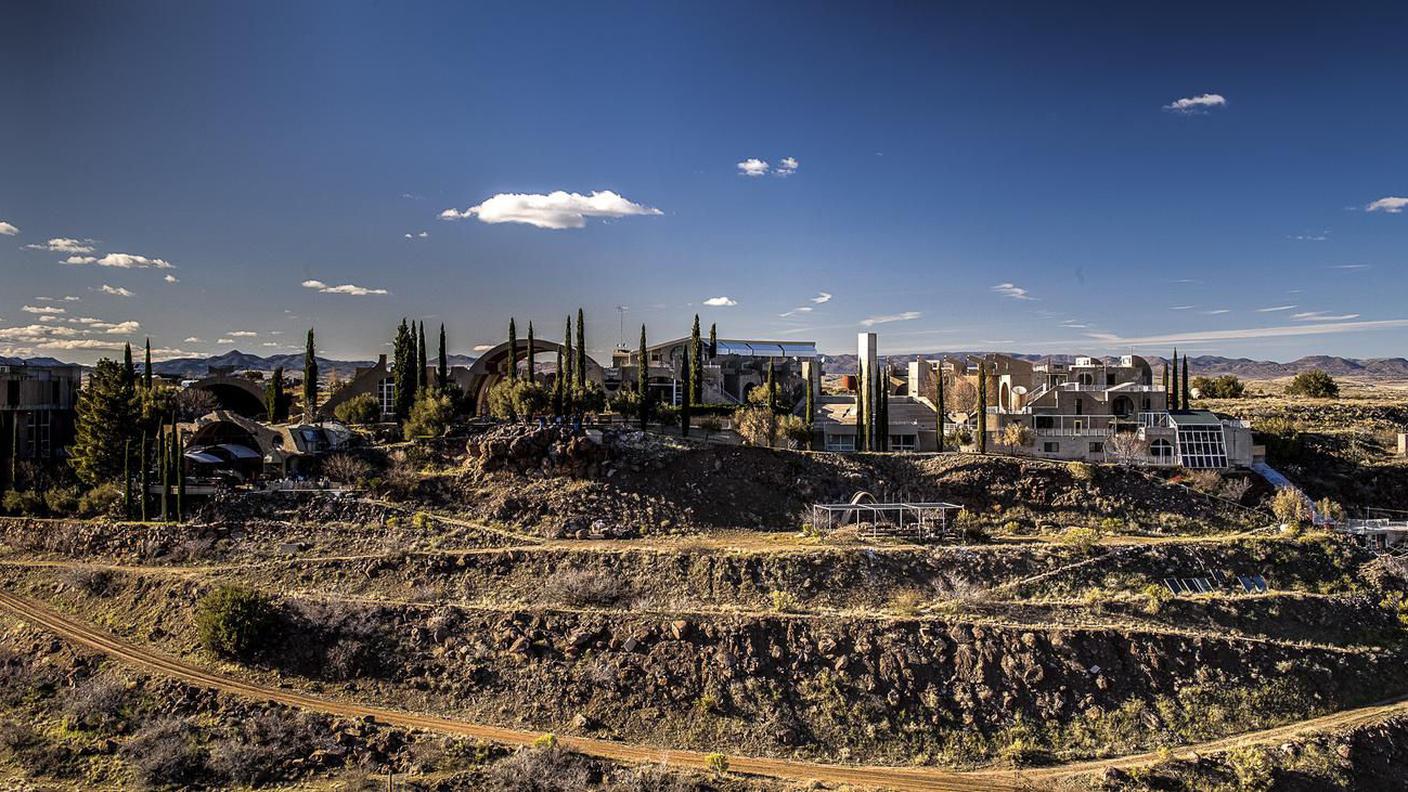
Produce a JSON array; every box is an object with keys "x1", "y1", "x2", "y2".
[
  {"x1": 779, "y1": 306, "x2": 813, "y2": 318},
  {"x1": 861, "y1": 311, "x2": 921, "y2": 327},
  {"x1": 99, "y1": 284, "x2": 134, "y2": 297},
  {"x1": 164, "y1": 274, "x2": 179, "y2": 283},
  {"x1": 24, "y1": 237, "x2": 93, "y2": 253},
  {"x1": 1169, "y1": 305, "x2": 1195, "y2": 311},
  {"x1": 702, "y1": 296, "x2": 737, "y2": 307},
  {"x1": 0, "y1": 221, "x2": 18, "y2": 236},
  {"x1": 1163, "y1": 93, "x2": 1227, "y2": 113},
  {"x1": 98, "y1": 320, "x2": 140, "y2": 335},
  {"x1": 776, "y1": 156, "x2": 798, "y2": 176},
  {"x1": 184, "y1": 337, "x2": 202, "y2": 343},
  {"x1": 36, "y1": 339, "x2": 127, "y2": 351},
  {"x1": 440, "y1": 190, "x2": 662, "y2": 230},
  {"x1": 1330, "y1": 264, "x2": 1370, "y2": 270},
  {"x1": 1088, "y1": 319, "x2": 1408, "y2": 346},
  {"x1": 301, "y1": 279, "x2": 389, "y2": 296},
  {"x1": 1288, "y1": 233, "x2": 1328, "y2": 241},
  {"x1": 403, "y1": 231, "x2": 429, "y2": 239},
  {"x1": 0, "y1": 324, "x2": 81, "y2": 343},
  {"x1": 737, "y1": 158, "x2": 769, "y2": 177},
  {"x1": 217, "y1": 338, "x2": 234, "y2": 345},
  {"x1": 23, "y1": 305, "x2": 66, "y2": 315},
  {"x1": 1257, "y1": 304, "x2": 1297, "y2": 312},
  {"x1": 261, "y1": 342, "x2": 280, "y2": 347},
  {"x1": 65, "y1": 252, "x2": 173, "y2": 269},
  {"x1": 1292, "y1": 311, "x2": 1360, "y2": 321},
  {"x1": 991, "y1": 283, "x2": 1036, "y2": 301},
  {"x1": 472, "y1": 344, "x2": 494, "y2": 352},
  {"x1": 811, "y1": 292, "x2": 832, "y2": 304},
  {"x1": 227, "y1": 330, "x2": 257, "y2": 337},
  {"x1": 1202, "y1": 309, "x2": 1231, "y2": 315},
  {"x1": 1366, "y1": 197, "x2": 1408, "y2": 214}
]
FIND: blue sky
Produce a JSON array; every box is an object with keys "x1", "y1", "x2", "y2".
[{"x1": 2, "y1": 1, "x2": 1406, "y2": 363}]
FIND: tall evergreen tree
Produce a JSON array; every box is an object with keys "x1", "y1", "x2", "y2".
[
  {"x1": 563, "y1": 316, "x2": 574, "y2": 399},
  {"x1": 552, "y1": 344, "x2": 565, "y2": 416},
  {"x1": 679, "y1": 343, "x2": 691, "y2": 436},
  {"x1": 976, "y1": 362, "x2": 988, "y2": 454},
  {"x1": 766, "y1": 359, "x2": 777, "y2": 412},
  {"x1": 507, "y1": 318, "x2": 519, "y2": 381},
  {"x1": 143, "y1": 338, "x2": 153, "y2": 390},
  {"x1": 159, "y1": 425, "x2": 169, "y2": 522},
  {"x1": 139, "y1": 433, "x2": 149, "y2": 521},
  {"x1": 303, "y1": 328, "x2": 318, "y2": 419},
  {"x1": 266, "y1": 367, "x2": 285, "y2": 423},
  {"x1": 935, "y1": 360, "x2": 946, "y2": 453},
  {"x1": 175, "y1": 424, "x2": 185, "y2": 523},
  {"x1": 393, "y1": 319, "x2": 416, "y2": 420},
  {"x1": 1162, "y1": 362, "x2": 1170, "y2": 403},
  {"x1": 417, "y1": 322, "x2": 428, "y2": 390},
  {"x1": 1182, "y1": 355, "x2": 1190, "y2": 410},
  {"x1": 855, "y1": 365, "x2": 867, "y2": 452},
  {"x1": 1170, "y1": 349, "x2": 1179, "y2": 412},
  {"x1": 122, "y1": 439, "x2": 132, "y2": 518},
  {"x1": 708, "y1": 323, "x2": 717, "y2": 358},
  {"x1": 688, "y1": 314, "x2": 702, "y2": 404},
  {"x1": 575, "y1": 308, "x2": 587, "y2": 391},
  {"x1": 526, "y1": 322, "x2": 536, "y2": 384},
  {"x1": 877, "y1": 365, "x2": 889, "y2": 451},
  {"x1": 637, "y1": 324, "x2": 649, "y2": 430},
  {"x1": 71, "y1": 358, "x2": 140, "y2": 485},
  {"x1": 437, "y1": 324, "x2": 449, "y2": 392},
  {"x1": 122, "y1": 343, "x2": 135, "y2": 387}
]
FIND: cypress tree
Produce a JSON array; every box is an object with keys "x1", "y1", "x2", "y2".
[
  {"x1": 1162, "y1": 362, "x2": 1170, "y2": 403},
  {"x1": 175, "y1": 426, "x2": 184, "y2": 523},
  {"x1": 563, "y1": 317, "x2": 574, "y2": 398},
  {"x1": 804, "y1": 367, "x2": 814, "y2": 425},
  {"x1": 878, "y1": 365, "x2": 889, "y2": 452},
  {"x1": 935, "y1": 360, "x2": 946, "y2": 453},
  {"x1": 526, "y1": 322, "x2": 536, "y2": 384},
  {"x1": 303, "y1": 328, "x2": 318, "y2": 419},
  {"x1": 417, "y1": 322, "x2": 428, "y2": 390},
  {"x1": 855, "y1": 365, "x2": 867, "y2": 452},
  {"x1": 1182, "y1": 355, "x2": 1190, "y2": 410},
  {"x1": 123, "y1": 439, "x2": 132, "y2": 518},
  {"x1": 139, "y1": 433, "x2": 148, "y2": 522},
  {"x1": 143, "y1": 338, "x2": 153, "y2": 390},
  {"x1": 637, "y1": 324, "x2": 649, "y2": 430},
  {"x1": 976, "y1": 362, "x2": 988, "y2": 454},
  {"x1": 507, "y1": 318, "x2": 519, "y2": 381},
  {"x1": 122, "y1": 343, "x2": 135, "y2": 387},
  {"x1": 552, "y1": 345, "x2": 564, "y2": 416},
  {"x1": 437, "y1": 324, "x2": 449, "y2": 392},
  {"x1": 393, "y1": 319, "x2": 416, "y2": 420},
  {"x1": 575, "y1": 308, "x2": 586, "y2": 391},
  {"x1": 266, "y1": 367, "x2": 284, "y2": 423},
  {"x1": 159, "y1": 428, "x2": 168, "y2": 521},
  {"x1": 1170, "y1": 349, "x2": 1179, "y2": 412},
  {"x1": 708, "y1": 323, "x2": 717, "y2": 358},
  {"x1": 766, "y1": 359, "x2": 777, "y2": 412},
  {"x1": 679, "y1": 343, "x2": 692, "y2": 436},
  {"x1": 689, "y1": 314, "x2": 702, "y2": 404}
]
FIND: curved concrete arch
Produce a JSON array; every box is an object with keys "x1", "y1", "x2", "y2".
[
  {"x1": 463, "y1": 339, "x2": 604, "y2": 414},
  {"x1": 188, "y1": 375, "x2": 266, "y2": 418}
]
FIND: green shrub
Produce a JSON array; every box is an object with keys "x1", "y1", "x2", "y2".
[
  {"x1": 78, "y1": 483, "x2": 123, "y2": 517},
  {"x1": 403, "y1": 391, "x2": 453, "y2": 439},
  {"x1": 704, "y1": 752, "x2": 729, "y2": 775},
  {"x1": 1057, "y1": 526, "x2": 1102, "y2": 551},
  {"x1": 487, "y1": 378, "x2": 549, "y2": 421},
  {"x1": 333, "y1": 393, "x2": 382, "y2": 425},
  {"x1": 44, "y1": 486, "x2": 81, "y2": 515},
  {"x1": 1226, "y1": 746, "x2": 1275, "y2": 791},
  {"x1": 2, "y1": 490, "x2": 43, "y2": 516},
  {"x1": 1190, "y1": 374, "x2": 1245, "y2": 399},
  {"x1": 769, "y1": 590, "x2": 799, "y2": 613},
  {"x1": 1285, "y1": 369, "x2": 1338, "y2": 398},
  {"x1": 1067, "y1": 461, "x2": 1094, "y2": 481},
  {"x1": 1141, "y1": 583, "x2": 1172, "y2": 614},
  {"x1": 1272, "y1": 488, "x2": 1311, "y2": 527},
  {"x1": 194, "y1": 586, "x2": 278, "y2": 659}
]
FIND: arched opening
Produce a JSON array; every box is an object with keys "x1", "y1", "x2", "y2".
[
  {"x1": 1111, "y1": 395, "x2": 1134, "y2": 418},
  {"x1": 189, "y1": 378, "x2": 266, "y2": 418}
]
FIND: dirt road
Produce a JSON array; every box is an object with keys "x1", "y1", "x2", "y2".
[{"x1": 3, "y1": 589, "x2": 1406, "y2": 791}]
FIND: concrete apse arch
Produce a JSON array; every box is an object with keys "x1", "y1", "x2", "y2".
[
  {"x1": 464, "y1": 339, "x2": 604, "y2": 413},
  {"x1": 188, "y1": 375, "x2": 267, "y2": 418}
]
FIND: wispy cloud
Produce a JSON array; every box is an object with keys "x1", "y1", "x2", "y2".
[
  {"x1": 775, "y1": 156, "x2": 798, "y2": 176},
  {"x1": 440, "y1": 190, "x2": 662, "y2": 229},
  {"x1": 403, "y1": 231, "x2": 429, "y2": 239},
  {"x1": 861, "y1": 311, "x2": 921, "y2": 327},
  {"x1": 99, "y1": 284, "x2": 134, "y2": 297},
  {"x1": 25, "y1": 237, "x2": 93, "y2": 254},
  {"x1": 1169, "y1": 305, "x2": 1195, "y2": 311},
  {"x1": 736, "y1": 158, "x2": 769, "y2": 177},
  {"x1": 1163, "y1": 93, "x2": 1227, "y2": 114},
  {"x1": 1288, "y1": 232, "x2": 1328, "y2": 241},
  {"x1": 778, "y1": 306, "x2": 813, "y2": 318},
  {"x1": 1087, "y1": 319, "x2": 1408, "y2": 346},
  {"x1": 810, "y1": 292, "x2": 832, "y2": 304},
  {"x1": 1329, "y1": 264, "x2": 1370, "y2": 270},
  {"x1": 1292, "y1": 311, "x2": 1360, "y2": 321},
  {"x1": 184, "y1": 337, "x2": 202, "y2": 343},
  {"x1": 227, "y1": 330, "x2": 257, "y2": 337},
  {"x1": 0, "y1": 221, "x2": 18, "y2": 236},
  {"x1": 1202, "y1": 309, "x2": 1231, "y2": 315},
  {"x1": 163, "y1": 274, "x2": 178, "y2": 283},
  {"x1": 702, "y1": 296, "x2": 737, "y2": 307},
  {"x1": 991, "y1": 282, "x2": 1036, "y2": 301},
  {"x1": 301, "y1": 279, "x2": 389, "y2": 296},
  {"x1": 22, "y1": 305, "x2": 64, "y2": 315},
  {"x1": 1257, "y1": 304, "x2": 1297, "y2": 313},
  {"x1": 1366, "y1": 196, "x2": 1408, "y2": 214}
]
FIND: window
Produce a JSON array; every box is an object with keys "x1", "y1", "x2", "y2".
[
  {"x1": 889, "y1": 434, "x2": 917, "y2": 451},
  {"x1": 1176, "y1": 426, "x2": 1228, "y2": 469},
  {"x1": 25, "y1": 411, "x2": 51, "y2": 458},
  {"x1": 5, "y1": 380, "x2": 16, "y2": 406},
  {"x1": 1150, "y1": 439, "x2": 1174, "y2": 463},
  {"x1": 1089, "y1": 442, "x2": 1103, "y2": 453},
  {"x1": 825, "y1": 433, "x2": 856, "y2": 452},
  {"x1": 1043, "y1": 441, "x2": 1059, "y2": 453},
  {"x1": 1075, "y1": 398, "x2": 1083, "y2": 415},
  {"x1": 377, "y1": 378, "x2": 396, "y2": 418}
]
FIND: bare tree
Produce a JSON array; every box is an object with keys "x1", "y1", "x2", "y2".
[
  {"x1": 1001, "y1": 422, "x2": 1034, "y2": 451},
  {"x1": 1106, "y1": 432, "x2": 1148, "y2": 465}
]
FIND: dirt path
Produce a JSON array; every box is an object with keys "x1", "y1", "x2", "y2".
[{"x1": 5, "y1": 589, "x2": 1408, "y2": 791}]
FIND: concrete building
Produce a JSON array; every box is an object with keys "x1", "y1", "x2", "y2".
[{"x1": 0, "y1": 362, "x2": 82, "y2": 467}]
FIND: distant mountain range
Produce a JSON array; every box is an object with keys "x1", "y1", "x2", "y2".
[
  {"x1": 8, "y1": 350, "x2": 1408, "y2": 382},
  {"x1": 1, "y1": 350, "x2": 478, "y2": 379},
  {"x1": 820, "y1": 352, "x2": 1408, "y2": 381}
]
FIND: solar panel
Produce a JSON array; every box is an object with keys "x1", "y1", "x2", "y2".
[
  {"x1": 1163, "y1": 578, "x2": 1183, "y2": 595},
  {"x1": 1182, "y1": 578, "x2": 1201, "y2": 594},
  {"x1": 1210, "y1": 571, "x2": 1228, "y2": 587},
  {"x1": 1251, "y1": 575, "x2": 1268, "y2": 593},
  {"x1": 1237, "y1": 576, "x2": 1255, "y2": 593}
]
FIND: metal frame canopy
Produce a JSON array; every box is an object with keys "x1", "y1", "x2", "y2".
[{"x1": 810, "y1": 501, "x2": 963, "y2": 541}]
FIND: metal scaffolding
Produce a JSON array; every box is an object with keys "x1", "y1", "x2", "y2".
[{"x1": 810, "y1": 500, "x2": 962, "y2": 541}]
